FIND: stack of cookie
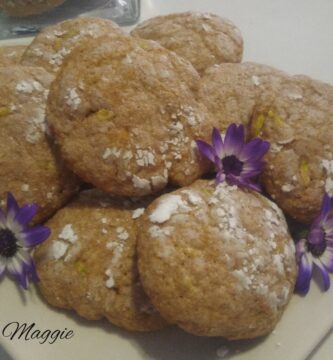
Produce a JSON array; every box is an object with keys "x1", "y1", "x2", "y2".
[{"x1": 0, "y1": 12, "x2": 332, "y2": 339}]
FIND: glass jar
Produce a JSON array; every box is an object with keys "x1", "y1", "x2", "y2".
[{"x1": 0, "y1": 0, "x2": 140, "y2": 40}]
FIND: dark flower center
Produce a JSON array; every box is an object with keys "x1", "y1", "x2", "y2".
[
  {"x1": 307, "y1": 227, "x2": 327, "y2": 257},
  {"x1": 222, "y1": 155, "x2": 244, "y2": 176},
  {"x1": 307, "y1": 241, "x2": 327, "y2": 257},
  {"x1": 0, "y1": 229, "x2": 19, "y2": 258}
]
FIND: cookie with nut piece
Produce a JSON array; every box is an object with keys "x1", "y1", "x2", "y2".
[
  {"x1": 47, "y1": 35, "x2": 214, "y2": 197},
  {"x1": 250, "y1": 75, "x2": 333, "y2": 223},
  {"x1": 34, "y1": 189, "x2": 168, "y2": 331},
  {"x1": 197, "y1": 62, "x2": 289, "y2": 131},
  {"x1": 137, "y1": 179, "x2": 296, "y2": 339}
]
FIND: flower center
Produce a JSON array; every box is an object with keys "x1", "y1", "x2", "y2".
[
  {"x1": 307, "y1": 227, "x2": 327, "y2": 257},
  {"x1": 0, "y1": 229, "x2": 19, "y2": 258},
  {"x1": 222, "y1": 155, "x2": 244, "y2": 176}
]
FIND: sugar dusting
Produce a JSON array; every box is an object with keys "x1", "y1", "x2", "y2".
[
  {"x1": 146, "y1": 181, "x2": 295, "y2": 312},
  {"x1": 149, "y1": 195, "x2": 186, "y2": 223},
  {"x1": 48, "y1": 224, "x2": 79, "y2": 260}
]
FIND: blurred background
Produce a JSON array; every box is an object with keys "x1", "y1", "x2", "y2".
[{"x1": 0, "y1": 0, "x2": 140, "y2": 39}]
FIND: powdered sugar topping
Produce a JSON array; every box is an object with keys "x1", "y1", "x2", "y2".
[
  {"x1": 65, "y1": 88, "x2": 81, "y2": 110},
  {"x1": 48, "y1": 224, "x2": 78, "y2": 261},
  {"x1": 132, "y1": 208, "x2": 145, "y2": 219},
  {"x1": 149, "y1": 195, "x2": 186, "y2": 223}
]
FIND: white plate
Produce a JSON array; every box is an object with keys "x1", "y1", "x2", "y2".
[
  {"x1": 1, "y1": 276, "x2": 333, "y2": 360},
  {"x1": 1, "y1": 1, "x2": 333, "y2": 359}
]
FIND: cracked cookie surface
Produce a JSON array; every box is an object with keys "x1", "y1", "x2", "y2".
[
  {"x1": 0, "y1": 65, "x2": 79, "y2": 223},
  {"x1": 34, "y1": 189, "x2": 168, "y2": 331},
  {"x1": 21, "y1": 17, "x2": 125, "y2": 74},
  {"x1": 131, "y1": 12, "x2": 243, "y2": 74},
  {"x1": 137, "y1": 180, "x2": 296, "y2": 339},
  {"x1": 47, "y1": 35, "x2": 214, "y2": 196}
]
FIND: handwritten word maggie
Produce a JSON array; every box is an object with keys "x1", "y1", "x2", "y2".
[{"x1": 2, "y1": 322, "x2": 74, "y2": 344}]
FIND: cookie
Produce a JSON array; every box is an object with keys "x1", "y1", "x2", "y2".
[
  {"x1": 47, "y1": 35, "x2": 214, "y2": 197},
  {"x1": 0, "y1": 0, "x2": 65, "y2": 17},
  {"x1": 34, "y1": 189, "x2": 168, "y2": 332},
  {"x1": 0, "y1": 65, "x2": 79, "y2": 223},
  {"x1": 21, "y1": 17, "x2": 125, "y2": 74},
  {"x1": 131, "y1": 12, "x2": 243, "y2": 74},
  {"x1": 250, "y1": 75, "x2": 333, "y2": 223},
  {"x1": 0, "y1": 45, "x2": 26, "y2": 66},
  {"x1": 137, "y1": 180, "x2": 296, "y2": 339},
  {"x1": 197, "y1": 62, "x2": 289, "y2": 131}
]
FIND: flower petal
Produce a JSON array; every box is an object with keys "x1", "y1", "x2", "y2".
[
  {"x1": 14, "y1": 204, "x2": 38, "y2": 229},
  {"x1": 313, "y1": 259, "x2": 331, "y2": 291},
  {"x1": 0, "y1": 256, "x2": 6, "y2": 277},
  {"x1": 324, "y1": 218, "x2": 333, "y2": 233},
  {"x1": 6, "y1": 250, "x2": 39, "y2": 289},
  {"x1": 295, "y1": 253, "x2": 313, "y2": 295},
  {"x1": 320, "y1": 246, "x2": 333, "y2": 272},
  {"x1": 211, "y1": 128, "x2": 224, "y2": 158},
  {"x1": 20, "y1": 226, "x2": 51, "y2": 247},
  {"x1": 223, "y1": 124, "x2": 244, "y2": 156},
  {"x1": 212, "y1": 154, "x2": 222, "y2": 171},
  {"x1": 239, "y1": 138, "x2": 270, "y2": 162},
  {"x1": 6, "y1": 256, "x2": 28, "y2": 289},
  {"x1": 241, "y1": 160, "x2": 266, "y2": 178},
  {"x1": 29, "y1": 261, "x2": 39, "y2": 283},
  {"x1": 17, "y1": 269, "x2": 29, "y2": 289},
  {"x1": 0, "y1": 209, "x2": 6, "y2": 229},
  {"x1": 216, "y1": 171, "x2": 226, "y2": 184},
  {"x1": 295, "y1": 239, "x2": 307, "y2": 257},
  {"x1": 227, "y1": 174, "x2": 262, "y2": 192},
  {"x1": 320, "y1": 193, "x2": 332, "y2": 221},
  {"x1": 6, "y1": 192, "x2": 19, "y2": 225},
  {"x1": 196, "y1": 140, "x2": 216, "y2": 162}
]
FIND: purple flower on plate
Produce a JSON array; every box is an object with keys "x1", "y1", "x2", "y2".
[
  {"x1": 295, "y1": 193, "x2": 333, "y2": 295},
  {"x1": 196, "y1": 124, "x2": 270, "y2": 192},
  {"x1": 0, "y1": 193, "x2": 50, "y2": 289}
]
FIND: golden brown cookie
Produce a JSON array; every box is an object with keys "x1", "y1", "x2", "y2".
[
  {"x1": 197, "y1": 62, "x2": 289, "y2": 131},
  {"x1": 198, "y1": 62, "x2": 333, "y2": 223},
  {"x1": 0, "y1": 65, "x2": 79, "y2": 223},
  {"x1": 0, "y1": 45, "x2": 26, "y2": 66},
  {"x1": 131, "y1": 12, "x2": 243, "y2": 74},
  {"x1": 0, "y1": 0, "x2": 65, "y2": 17},
  {"x1": 250, "y1": 75, "x2": 333, "y2": 224},
  {"x1": 21, "y1": 17, "x2": 125, "y2": 74},
  {"x1": 34, "y1": 189, "x2": 168, "y2": 332},
  {"x1": 137, "y1": 180, "x2": 296, "y2": 339},
  {"x1": 47, "y1": 35, "x2": 214, "y2": 197}
]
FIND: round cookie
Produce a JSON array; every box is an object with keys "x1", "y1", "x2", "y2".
[
  {"x1": 137, "y1": 180, "x2": 296, "y2": 339},
  {"x1": 197, "y1": 62, "x2": 289, "y2": 131},
  {"x1": 34, "y1": 189, "x2": 168, "y2": 332},
  {"x1": 249, "y1": 74, "x2": 333, "y2": 224},
  {"x1": 0, "y1": 0, "x2": 65, "y2": 17},
  {"x1": 47, "y1": 35, "x2": 214, "y2": 197},
  {"x1": 0, "y1": 65, "x2": 79, "y2": 223},
  {"x1": 131, "y1": 12, "x2": 243, "y2": 74},
  {"x1": 0, "y1": 45, "x2": 26, "y2": 66},
  {"x1": 21, "y1": 17, "x2": 125, "y2": 74}
]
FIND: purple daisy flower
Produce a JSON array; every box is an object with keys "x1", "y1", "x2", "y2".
[
  {"x1": 196, "y1": 124, "x2": 270, "y2": 192},
  {"x1": 295, "y1": 193, "x2": 333, "y2": 295},
  {"x1": 0, "y1": 193, "x2": 50, "y2": 289}
]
